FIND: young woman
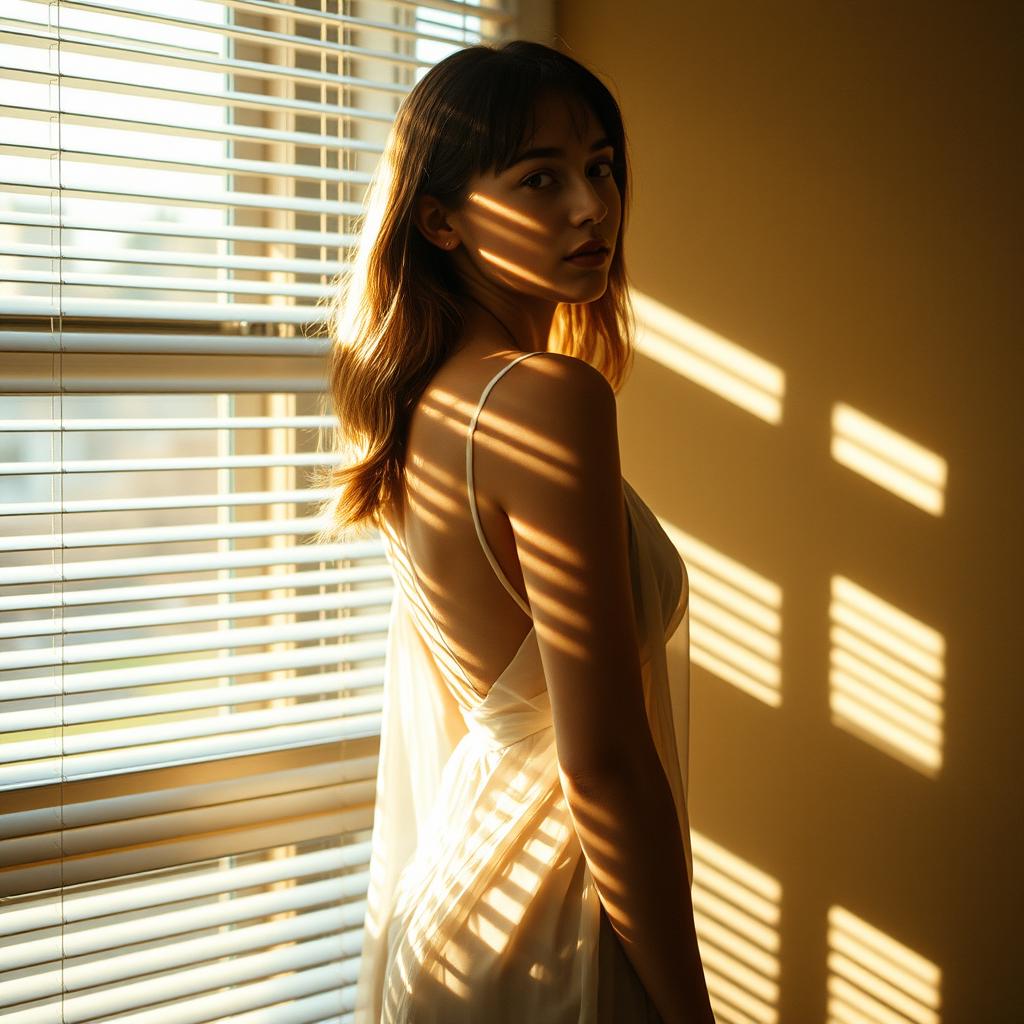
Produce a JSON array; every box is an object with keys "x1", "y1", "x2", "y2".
[{"x1": 318, "y1": 40, "x2": 714, "y2": 1024}]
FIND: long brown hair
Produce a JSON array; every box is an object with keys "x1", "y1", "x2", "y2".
[{"x1": 313, "y1": 40, "x2": 637, "y2": 540}]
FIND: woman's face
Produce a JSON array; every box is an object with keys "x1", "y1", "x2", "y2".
[{"x1": 434, "y1": 94, "x2": 622, "y2": 307}]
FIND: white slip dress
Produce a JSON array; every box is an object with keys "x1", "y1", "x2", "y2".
[{"x1": 354, "y1": 351, "x2": 692, "y2": 1023}]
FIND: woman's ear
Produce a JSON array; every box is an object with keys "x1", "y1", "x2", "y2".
[{"x1": 415, "y1": 194, "x2": 460, "y2": 251}]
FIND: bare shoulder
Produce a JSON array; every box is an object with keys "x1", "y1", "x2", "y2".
[
  {"x1": 480, "y1": 351, "x2": 618, "y2": 514},
  {"x1": 505, "y1": 349, "x2": 612, "y2": 405}
]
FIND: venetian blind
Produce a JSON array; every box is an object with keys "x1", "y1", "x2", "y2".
[{"x1": 0, "y1": 1, "x2": 519, "y2": 1021}]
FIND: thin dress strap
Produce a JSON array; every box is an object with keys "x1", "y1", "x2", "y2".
[{"x1": 466, "y1": 351, "x2": 546, "y2": 619}]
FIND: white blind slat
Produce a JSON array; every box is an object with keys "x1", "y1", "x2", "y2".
[
  {"x1": 0, "y1": 296, "x2": 331, "y2": 325},
  {"x1": 0, "y1": 714, "x2": 383, "y2": 791},
  {"x1": 3, "y1": 241, "x2": 346, "y2": 276},
  {"x1": 0, "y1": 103, "x2": 380, "y2": 157},
  {"x1": 1, "y1": 698, "x2": 383, "y2": 762},
  {"x1": 1, "y1": 454, "x2": 340, "y2": 474},
  {"x1": 5, "y1": 514, "x2": 333, "y2": 550},
  {"x1": 217, "y1": 989, "x2": 354, "y2": 1024},
  {"x1": 19, "y1": 934, "x2": 352, "y2": 1023},
  {"x1": 4, "y1": 652, "x2": 387, "y2": 702},
  {"x1": 0, "y1": 844, "x2": 370, "y2": 937},
  {"x1": 0, "y1": 540, "x2": 372, "y2": 586},
  {"x1": 2, "y1": 687, "x2": 385, "y2": 734},
  {"x1": 0, "y1": 414, "x2": 334, "y2": 429},
  {"x1": 0, "y1": 566, "x2": 389, "y2": 612},
  {"x1": 2, "y1": 586, "x2": 393, "y2": 639},
  {"x1": 4, "y1": 667, "x2": 385, "y2": 712},
  {"x1": 2, "y1": 612, "x2": 391, "y2": 671},
  {"x1": 6, "y1": 663, "x2": 385, "y2": 704},
  {"x1": 4, "y1": 269, "x2": 333, "y2": 299},
  {"x1": 0, "y1": 489, "x2": 335, "y2": 516},
  {"x1": 0, "y1": 909, "x2": 363, "y2": 1007},
  {"x1": 0, "y1": 208, "x2": 349, "y2": 247}
]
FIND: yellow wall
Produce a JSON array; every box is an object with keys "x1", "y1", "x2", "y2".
[{"x1": 551, "y1": 2, "x2": 1020, "y2": 1020}]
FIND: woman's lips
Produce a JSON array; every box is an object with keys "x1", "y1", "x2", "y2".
[{"x1": 565, "y1": 248, "x2": 610, "y2": 264}]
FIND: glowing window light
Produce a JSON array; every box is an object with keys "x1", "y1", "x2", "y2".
[
  {"x1": 831, "y1": 403, "x2": 947, "y2": 515},
  {"x1": 692, "y1": 830, "x2": 782, "y2": 1024},
  {"x1": 632, "y1": 290, "x2": 786, "y2": 425},
  {"x1": 830, "y1": 576, "x2": 945, "y2": 776},
  {"x1": 660, "y1": 520, "x2": 783, "y2": 707},
  {"x1": 827, "y1": 905, "x2": 942, "y2": 1024}
]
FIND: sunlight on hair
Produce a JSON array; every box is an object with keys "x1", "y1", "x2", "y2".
[
  {"x1": 690, "y1": 830, "x2": 782, "y2": 1024},
  {"x1": 827, "y1": 906, "x2": 942, "y2": 1024},
  {"x1": 631, "y1": 290, "x2": 786, "y2": 424},
  {"x1": 659, "y1": 519, "x2": 783, "y2": 707},
  {"x1": 831, "y1": 404, "x2": 947, "y2": 515},
  {"x1": 829, "y1": 577, "x2": 945, "y2": 777}
]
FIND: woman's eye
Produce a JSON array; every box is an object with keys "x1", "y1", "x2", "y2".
[
  {"x1": 522, "y1": 159, "x2": 615, "y2": 190},
  {"x1": 522, "y1": 171, "x2": 554, "y2": 190}
]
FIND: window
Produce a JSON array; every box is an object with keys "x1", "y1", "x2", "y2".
[{"x1": 0, "y1": 1, "x2": 520, "y2": 1019}]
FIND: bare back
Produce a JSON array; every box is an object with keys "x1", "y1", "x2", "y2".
[{"x1": 383, "y1": 336, "x2": 545, "y2": 699}]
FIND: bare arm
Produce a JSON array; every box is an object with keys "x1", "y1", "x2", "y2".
[
  {"x1": 563, "y1": 757, "x2": 713, "y2": 1024},
  {"x1": 489, "y1": 353, "x2": 714, "y2": 1024}
]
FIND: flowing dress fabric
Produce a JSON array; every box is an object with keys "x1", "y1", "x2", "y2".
[{"x1": 354, "y1": 352, "x2": 692, "y2": 1023}]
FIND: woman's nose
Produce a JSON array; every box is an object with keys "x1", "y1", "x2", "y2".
[{"x1": 570, "y1": 178, "x2": 608, "y2": 224}]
